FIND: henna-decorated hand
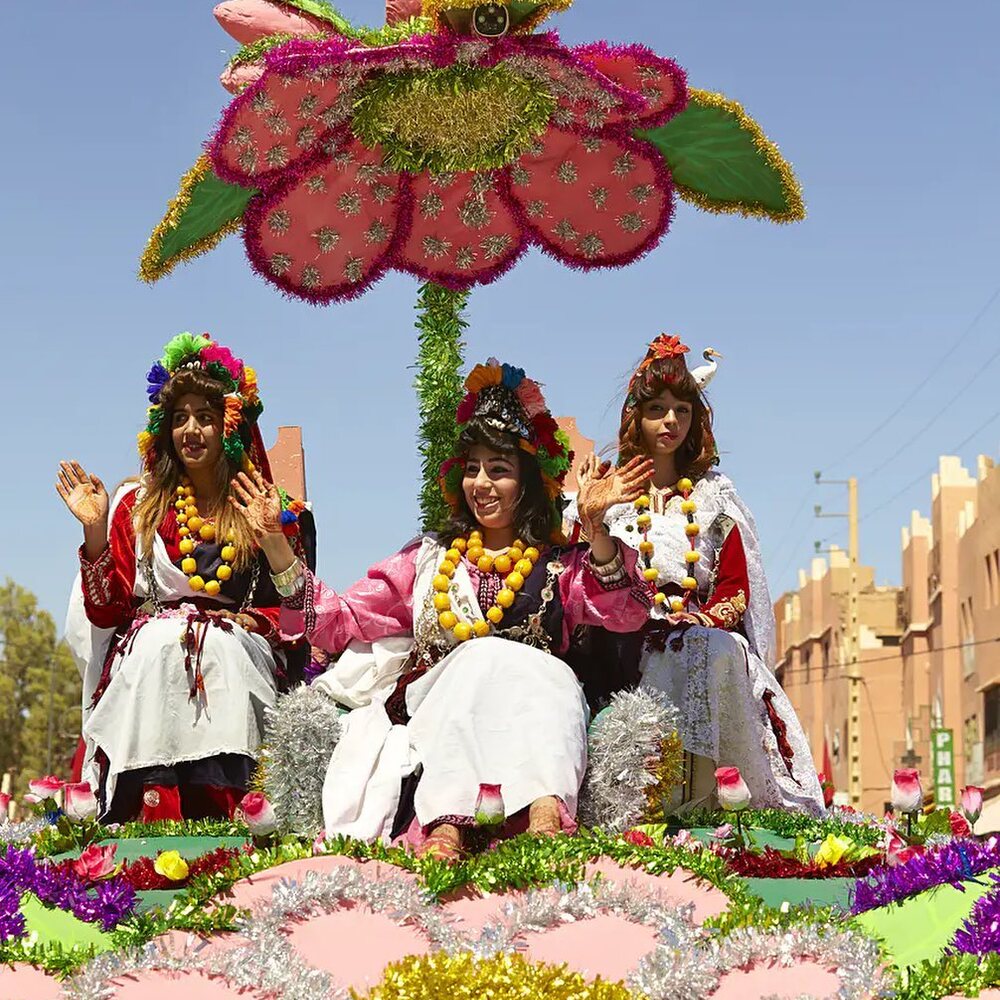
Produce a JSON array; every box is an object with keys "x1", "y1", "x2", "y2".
[
  {"x1": 56, "y1": 461, "x2": 109, "y2": 528},
  {"x1": 229, "y1": 469, "x2": 283, "y2": 541},
  {"x1": 576, "y1": 456, "x2": 654, "y2": 538}
]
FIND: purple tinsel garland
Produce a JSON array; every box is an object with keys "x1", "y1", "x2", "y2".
[
  {"x1": 951, "y1": 872, "x2": 1000, "y2": 955},
  {"x1": 0, "y1": 844, "x2": 137, "y2": 935},
  {"x1": 851, "y1": 835, "x2": 1000, "y2": 914}
]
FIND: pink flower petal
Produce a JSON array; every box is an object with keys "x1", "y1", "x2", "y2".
[
  {"x1": 219, "y1": 62, "x2": 265, "y2": 95},
  {"x1": 398, "y1": 171, "x2": 527, "y2": 289},
  {"x1": 508, "y1": 128, "x2": 673, "y2": 268},
  {"x1": 211, "y1": 62, "x2": 349, "y2": 185},
  {"x1": 243, "y1": 134, "x2": 409, "y2": 303},
  {"x1": 572, "y1": 43, "x2": 688, "y2": 129},
  {"x1": 214, "y1": 0, "x2": 333, "y2": 45}
]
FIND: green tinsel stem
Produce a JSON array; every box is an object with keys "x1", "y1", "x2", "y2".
[{"x1": 414, "y1": 282, "x2": 469, "y2": 532}]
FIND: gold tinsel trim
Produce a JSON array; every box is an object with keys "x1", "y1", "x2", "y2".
[
  {"x1": 644, "y1": 731, "x2": 684, "y2": 822},
  {"x1": 422, "y1": 0, "x2": 574, "y2": 35},
  {"x1": 675, "y1": 89, "x2": 806, "y2": 224},
  {"x1": 354, "y1": 952, "x2": 640, "y2": 1000},
  {"x1": 139, "y1": 155, "x2": 244, "y2": 283}
]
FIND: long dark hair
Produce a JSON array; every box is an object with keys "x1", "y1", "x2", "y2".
[
  {"x1": 441, "y1": 416, "x2": 556, "y2": 546},
  {"x1": 617, "y1": 366, "x2": 718, "y2": 479}
]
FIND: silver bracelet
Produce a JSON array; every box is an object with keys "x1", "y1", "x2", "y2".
[
  {"x1": 270, "y1": 558, "x2": 304, "y2": 597},
  {"x1": 589, "y1": 548, "x2": 624, "y2": 577}
]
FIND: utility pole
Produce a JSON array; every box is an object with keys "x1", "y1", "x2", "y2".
[{"x1": 815, "y1": 473, "x2": 862, "y2": 808}]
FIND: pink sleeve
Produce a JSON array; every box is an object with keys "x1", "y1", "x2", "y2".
[
  {"x1": 280, "y1": 544, "x2": 419, "y2": 652},
  {"x1": 557, "y1": 543, "x2": 652, "y2": 649}
]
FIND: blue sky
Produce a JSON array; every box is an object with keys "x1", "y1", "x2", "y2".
[{"x1": 3, "y1": 0, "x2": 999, "y2": 623}]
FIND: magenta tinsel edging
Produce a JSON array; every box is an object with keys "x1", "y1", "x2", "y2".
[
  {"x1": 241, "y1": 133, "x2": 417, "y2": 306},
  {"x1": 951, "y1": 872, "x2": 1000, "y2": 955},
  {"x1": 850, "y1": 835, "x2": 1000, "y2": 914},
  {"x1": 0, "y1": 844, "x2": 137, "y2": 935},
  {"x1": 502, "y1": 129, "x2": 676, "y2": 274}
]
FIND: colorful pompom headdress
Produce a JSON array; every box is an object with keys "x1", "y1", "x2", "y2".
[
  {"x1": 439, "y1": 359, "x2": 573, "y2": 505},
  {"x1": 139, "y1": 332, "x2": 268, "y2": 476}
]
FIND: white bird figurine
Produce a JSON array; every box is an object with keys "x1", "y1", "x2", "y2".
[{"x1": 691, "y1": 348, "x2": 723, "y2": 390}]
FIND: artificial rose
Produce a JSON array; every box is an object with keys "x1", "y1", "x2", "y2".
[
  {"x1": 237, "y1": 792, "x2": 278, "y2": 835},
  {"x1": 890, "y1": 768, "x2": 923, "y2": 815},
  {"x1": 961, "y1": 785, "x2": 985, "y2": 826},
  {"x1": 73, "y1": 843, "x2": 117, "y2": 881},
  {"x1": 715, "y1": 766, "x2": 751, "y2": 812},
  {"x1": 622, "y1": 829, "x2": 655, "y2": 848},
  {"x1": 63, "y1": 782, "x2": 98, "y2": 822},
  {"x1": 0, "y1": 792, "x2": 10, "y2": 819},
  {"x1": 949, "y1": 811, "x2": 972, "y2": 838},
  {"x1": 712, "y1": 823, "x2": 734, "y2": 840},
  {"x1": 153, "y1": 850, "x2": 190, "y2": 882},
  {"x1": 28, "y1": 775, "x2": 64, "y2": 800},
  {"x1": 815, "y1": 833, "x2": 853, "y2": 868},
  {"x1": 474, "y1": 783, "x2": 505, "y2": 827}
]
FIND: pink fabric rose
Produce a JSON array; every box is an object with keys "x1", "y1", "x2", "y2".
[
  {"x1": 960, "y1": 785, "x2": 984, "y2": 826},
  {"x1": 63, "y1": 782, "x2": 98, "y2": 823},
  {"x1": 890, "y1": 768, "x2": 922, "y2": 815},
  {"x1": 72, "y1": 843, "x2": 117, "y2": 881},
  {"x1": 200, "y1": 343, "x2": 243, "y2": 381},
  {"x1": 715, "y1": 767, "x2": 751, "y2": 812},
  {"x1": 712, "y1": 823, "x2": 734, "y2": 840},
  {"x1": 0, "y1": 791, "x2": 11, "y2": 818},
  {"x1": 28, "y1": 775, "x2": 64, "y2": 800},
  {"x1": 474, "y1": 784, "x2": 505, "y2": 827},
  {"x1": 237, "y1": 792, "x2": 278, "y2": 835}
]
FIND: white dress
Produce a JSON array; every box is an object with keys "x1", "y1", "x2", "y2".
[{"x1": 570, "y1": 471, "x2": 824, "y2": 815}]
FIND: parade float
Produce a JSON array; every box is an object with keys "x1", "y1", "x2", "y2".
[{"x1": 4, "y1": 2, "x2": 999, "y2": 998}]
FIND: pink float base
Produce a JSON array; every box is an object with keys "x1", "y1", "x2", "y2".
[
  {"x1": 106, "y1": 970, "x2": 249, "y2": 999},
  {"x1": 0, "y1": 964, "x2": 61, "y2": 1000},
  {"x1": 709, "y1": 960, "x2": 841, "y2": 998},
  {"x1": 522, "y1": 914, "x2": 659, "y2": 981},
  {"x1": 284, "y1": 906, "x2": 431, "y2": 990}
]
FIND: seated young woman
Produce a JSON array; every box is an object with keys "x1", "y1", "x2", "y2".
[
  {"x1": 568, "y1": 335, "x2": 824, "y2": 814},
  {"x1": 59, "y1": 333, "x2": 309, "y2": 822},
  {"x1": 232, "y1": 360, "x2": 654, "y2": 858}
]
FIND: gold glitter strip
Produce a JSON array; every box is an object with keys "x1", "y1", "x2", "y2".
[
  {"x1": 675, "y1": 89, "x2": 806, "y2": 224},
  {"x1": 139, "y1": 155, "x2": 246, "y2": 283}
]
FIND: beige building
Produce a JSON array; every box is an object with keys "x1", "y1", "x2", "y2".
[
  {"x1": 774, "y1": 549, "x2": 905, "y2": 814},
  {"x1": 776, "y1": 453, "x2": 1000, "y2": 827}
]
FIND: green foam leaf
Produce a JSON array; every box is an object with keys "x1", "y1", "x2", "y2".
[
  {"x1": 637, "y1": 89, "x2": 805, "y2": 222},
  {"x1": 141, "y1": 158, "x2": 257, "y2": 283},
  {"x1": 20, "y1": 894, "x2": 115, "y2": 952}
]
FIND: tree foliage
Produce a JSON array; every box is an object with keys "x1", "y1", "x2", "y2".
[{"x1": 0, "y1": 580, "x2": 81, "y2": 797}]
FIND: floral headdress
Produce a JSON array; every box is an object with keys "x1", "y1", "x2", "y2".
[
  {"x1": 139, "y1": 332, "x2": 263, "y2": 471},
  {"x1": 439, "y1": 359, "x2": 573, "y2": 505},
  {"x1": 624, "y1": 334, "x2": 691, "y2": 409}
]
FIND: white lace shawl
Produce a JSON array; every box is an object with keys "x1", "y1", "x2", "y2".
[{"x1": 565, "y1": 471, "x2": 777, "y2": 668}]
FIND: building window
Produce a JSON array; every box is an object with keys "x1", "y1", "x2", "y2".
[
  {"x1": 985, "y1": 686, "x2": 1000, "y2": 758},
  {"x1": 988, "y1": 554, "x2": 996, "y2": 609}
]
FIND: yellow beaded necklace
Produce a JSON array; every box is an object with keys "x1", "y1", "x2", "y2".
[
  {"x1": 174, "y1": 479, "x2": 235, "y2": 595},
  {"x1": 432, "y1": 530, "x2": 541, "y2": 642},
  {"x1": 634, "y1": 477, "x2": 700, "y2": 612}
]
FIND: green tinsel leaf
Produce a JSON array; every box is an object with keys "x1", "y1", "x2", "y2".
[
  {"x1": 279, "y1": 0, "x2": 354, "y2": 32},
  {"x1": 414, "y1": 282, "x2": 468, "y2": 532},
  {"x1": 161, "y1": 332, "x2": 207, "y2": 371},
  {"x1": 223, "y1": 434, "x2": 245, "y2": 462}
]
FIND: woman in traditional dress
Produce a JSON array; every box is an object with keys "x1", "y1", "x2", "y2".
[
  {"x1": 59, "y1": 333, "x2": 309, "y2": 822},
  {"x1": 570, "y1": 335, "x2": 823, "y2": 814},
  {"x1": 232, "y1": 360, "x2": 654, "y2": 857}
]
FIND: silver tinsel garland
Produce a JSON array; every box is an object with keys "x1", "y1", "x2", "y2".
[
  {"x1": 258, "y1": 683, "x2": 344, "y2": 836},
  {"x1": 0, "y1": 817, "x2": 49, "y2": 845},
  {"x1": 578, "y1": 687, "x2": 682, "y2": 832}
]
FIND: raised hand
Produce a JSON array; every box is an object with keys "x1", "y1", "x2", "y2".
[
  {"x1": 56, "y1": 462, "x2": 109, "y2": 528},
  {"x1": 576, "y1": 455, "x2": 654, "y2": 536},
  {"x1": 576, "y1": 453, "x2": 611, "y2": 491},
  {"x1": 229, "y1": 470, "x2": 283, "y2": 541}
]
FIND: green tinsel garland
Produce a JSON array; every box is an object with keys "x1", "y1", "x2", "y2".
[
  {"x1": 677, "y1": 808, "x2": 885, "y2": 847},
  {"x1": 414, "y1": 282, "x2": 468, "y2": 532}
]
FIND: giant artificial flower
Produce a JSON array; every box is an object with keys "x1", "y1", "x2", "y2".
[{"x1": 143, "y1": 0, "x2": 805, "y2": 299}]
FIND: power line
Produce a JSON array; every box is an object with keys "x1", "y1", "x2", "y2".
[{"x1": 823, "y1": 281, "x2": 1000, "y2": 472}]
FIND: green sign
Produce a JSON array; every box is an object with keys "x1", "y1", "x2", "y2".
[{"x1": 932, "y1": 728, "x2": 956, "y2": 808}]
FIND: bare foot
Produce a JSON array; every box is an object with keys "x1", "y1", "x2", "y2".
[
  {"x1": 417, "y1": 822, "x2": 463, "y2": 861},
  {"x1": 528, "y1": 796, "x2": 562, "y2": 837}
]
